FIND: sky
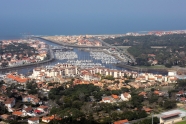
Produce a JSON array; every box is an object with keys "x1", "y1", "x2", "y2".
[{"x1": 0, "y1": 0, "x2": 186, "y2": 37}]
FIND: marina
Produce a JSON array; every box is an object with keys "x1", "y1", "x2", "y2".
[
  {"x1": 0, "y1": 38, "x2": 123, "y2": 75},
  {"x1": 0, "y1": 37, "x2": 168, "y2": 75},
  {"x1": 90, "y1": 51, "x2": 120, "y2": 64},
  {"x1": 54, "y1": 51, "x2": 78, "y2": 60},
  {"x1": 66, "y1": 60, "x2": 103, "y2": 68}
]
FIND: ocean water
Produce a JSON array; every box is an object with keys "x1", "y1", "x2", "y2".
[{"x1": 1, "y1": 17, "x2": 186, "y2": 40}]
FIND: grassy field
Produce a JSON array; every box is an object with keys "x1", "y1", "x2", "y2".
[
  {"x1": 176, "y1": 120, "x2": 186, "y2": 124},
  {"x1": 136, "y1": 65, "x2": 167, "y2": 69}
]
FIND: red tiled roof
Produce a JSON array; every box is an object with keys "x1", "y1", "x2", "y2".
[
  {"x1": 180, "y1": 97, "x2": 186, "y2": 101},
  {"x1": 161, "y1": 112, "x2": 180, "y2": 119},
  {"x1": 7, "y1": 74, "x2": 28, "y2": 83},
  {"x1": 112, "y1": 94, "x2": 119, "y2": 99},
  {"x1": 103, "y1": 97, "x2": 110, "y2": 101},
  {"x1": 34, "y1": 110, "x2": 41, "y2": 113},
  {"x1": 144, "y1": 108, "x2": 152, "y2": 112},
  {"x1": 28, "y1": 117, "x2": 39, "y2": 121},
  {"x1": 114, "y1": 119, "x2": 129, "y2": 124},
  {"x1": 177, "y1": 91, "x2": 184, "y2": 95},
  {"x1": 12, "y1": 111, "x2": 23, "y2": 116},
  {"x1": 42, "y1": 115, "x2": 61, "y2": 121},
  {"x1": 139, "y1": 92, "x2": 146, "y2": 96},
  {"x1": 154, "y1": 90, "x2": 159, "y2": 95}
]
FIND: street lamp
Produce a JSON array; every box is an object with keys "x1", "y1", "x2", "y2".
[{"x1": 151, "y1": 110, "x2": 154, "y2": 124}]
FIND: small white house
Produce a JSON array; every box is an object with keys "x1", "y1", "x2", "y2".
[
  {"x1": 28, "y1": 117, "x2": 39, "y2": 124},
  {"x1": 120, "y1": 92, "x2": 131, "y2": 101}
]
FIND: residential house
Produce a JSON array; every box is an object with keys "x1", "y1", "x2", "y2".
[
  {"x1": 4, "y1": 98, "x2": 15, "y2": 112},
  {"x1": 160, "y1": 112, "x2": 182, "y2": 124},
  {"x1": 37, "y1": 105, "x2": 48, "y2": 113},
  {"x1": 154, "y1": 90, "x2": 165, "y2": 96},
  {"x1": 22, "y1": 106, "x2": 35, "y2": 116},
  {"x1": 111, "y1": 94, "x2": 119, "y2": 100},
  {"x1": 101, "y1": 96, "x2": 116, "y2": 103},
  {"x1": 12, "y1": 111, "x2": 24, "y2": 117},
  {"x1": 142, "y1": 107, "x2": 153, "y2": 114},
  {"x1": 120, "y1": 92, "x2": 131, "y2": 101},
  {"x1": 28, "y1": 117, "x2": 39, "y2": 124},
  {"x1": 0, "y1": 114, "x2": 12, "y2": 121},
  {"x1": 42, "y1": 115, "x2": 61, "y2": 123},
  {"x1": 114, "y1": 119, "x2": 129, "y2": 124},
  {"x1": 22, "y1": 95, "x2": 40, "y2": 105},
  {"x1": 180, "y1": 97, "x2": 186, "y2": 102},
  {"x1": 138, "y1": 92, "x2": 147, "y2": 98},
  {"x1": 176, "y1": 90, "x2": 185, "y2": 96}
]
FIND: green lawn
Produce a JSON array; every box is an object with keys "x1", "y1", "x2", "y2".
[
  {"x1": 176, "y1": 120, "x2": 186, "y2": 124},
  {"x1": 136, "y1": 65, "x2": 167, "y2": 69}
]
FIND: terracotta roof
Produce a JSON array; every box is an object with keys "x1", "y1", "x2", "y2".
[
  {"x1": 177, "y1": 91, "x2": 184, "y2": 95},
  {"x1": 42, "y1": 115, "x2": 61, "y2": 121},
  {"x1": 103, "y1": 97, "x2": 111, "y2": 101},
  {"x1": 7, "y1": 74, "x2": 28, "y2": 83},
  {"x1": 28, "y1": 117, "x2": 39, "y2": 121},
  {"x1": 156, "y1": 75, "x2": 162, "y2": 78},
  {"x1": 149, "y1": 78, "x2": 155, "y2": 80},
  {"x1": 112, "y1": 94, "x2": 119, "y2": 99},
  {"x1": 154, "y1": 90, "x2": 160, "y2": 95},
  {"x1": 180, "y1": 97, "x2": 186, "y2": 101},
  {"x1": 161, "y1": 112, "x2": 180, "y2": 119},
  {"x1": 12, "y1": 111, "x2": 23, "y2": 116},
  {"x1": 114, "y1": 119, "x2": 129, "y2": 124},
  {"x1": 144, "y1": 108, "x2": 153, "y2": 112},
  {"x1": 138, "y1": 92, "x2": 146, "y2": 96}
]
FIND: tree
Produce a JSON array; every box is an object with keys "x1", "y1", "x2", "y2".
[
  {"x1": 72, "y1": 100, "x2": 83, "y2": 109},
  {"x1": 157, "y1": 97, "x2": 163, "y2": 105},
  {"x1": 161, "y1": 100, "x2": 176, "y2": 109},
  {"x1": 0, "y1": 80, "x2": 5, "y2": 87},
  {"x1": 165, "y1": 63, "x2": 172, "y2": 68}
]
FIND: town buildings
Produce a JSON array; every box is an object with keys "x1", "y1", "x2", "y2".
[
  {"x1": 0, "y1": 39, "x2": 49, "y2": 68},
  {"x1": 43, "y1": 35, "x2": 102, "y2": 47}
]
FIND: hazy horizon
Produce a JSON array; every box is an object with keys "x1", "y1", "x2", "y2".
[{"x1": 0, "y1": 0, "x2": 186, "y2": 39}]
